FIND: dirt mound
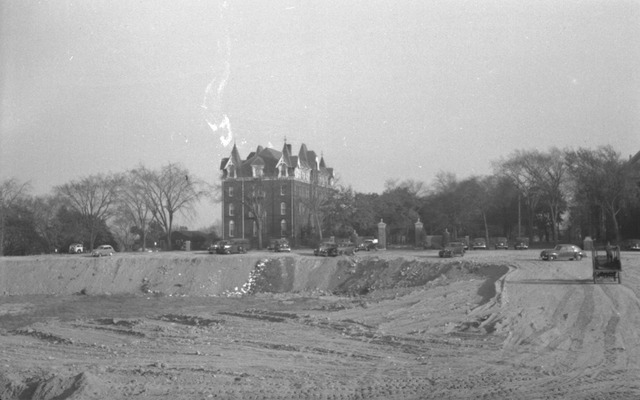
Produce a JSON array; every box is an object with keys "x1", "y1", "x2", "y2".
[
  {"x1": 0, "y1": 253, "x2": 510, "y2": 299},
  {"x1": 1, "y1": 371, "x2": 106, "y2": 400},
  {"x1": 245, "y1": 256, "x2": 510, "y2": 299}
]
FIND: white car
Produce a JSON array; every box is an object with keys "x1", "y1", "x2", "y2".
[
  {"x1": 69, "y1": 243, "x2": 84, "y2": 254},
  {"x1": 92, "y1": 245, "x2": 115, "y2": 257}
]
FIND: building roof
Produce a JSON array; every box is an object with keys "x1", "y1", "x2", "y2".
[{"x1": 221, "y1": 141, "x2": 332, "y2": 180}]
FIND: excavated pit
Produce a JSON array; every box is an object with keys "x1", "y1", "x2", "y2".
[{"x1": 0, "y1": 252, "x2": 509, "y2": 299}]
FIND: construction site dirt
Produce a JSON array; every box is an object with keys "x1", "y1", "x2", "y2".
[{"x1": 1, "y1": 249, "x2": 640, "y2": 399}]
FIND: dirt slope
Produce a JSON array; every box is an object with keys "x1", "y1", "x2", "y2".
[{"x1": 1, "y1": 250, "x2": 640, "y2": 399}]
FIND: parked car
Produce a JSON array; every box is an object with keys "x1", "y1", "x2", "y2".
[
  {"x1": 472, "y1": 238, "x2": 487, "y2": 250},
  {"x1": 494, "y1": 237, "x2": 509, "y2": 250},
  {"x1": 207, "y1": 242, "x2": 220, "y2": 254},
  {"x1": 540, "y1": 244, "x2": 585, "y2": 261},
  {"x1": 215, "y1": 239, "x2": 250, "y2": 254},
  {"x1": 69, "y1": 243, "x2": 84, "y2": 254},
  {"x1": 356, "y1": 239, "x2": 378, "y2": 252},
  {"x1": 314, "y1": 242, "x2": 338, "y2": 257},
  {"x1": 623, "y1": 239, "x2": 640, "y2": 251},
  {"x1": 273, "y1": 239, "x2": 291, "y2": 252},
  {"x1": 514, "y1": 237, "x2": 529, "y2": 250},
  {"x1": 439, "y1": 242, "x2": 465, "y2": 258},
  {"x1": 91, "y1": 245, "x2": 115, "y2": 257}
]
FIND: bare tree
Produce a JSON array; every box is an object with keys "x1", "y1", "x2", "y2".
[
  {"x1": 0, "y1": 178, "x2": 31, "y2": 256},
  {"x1": 302, "y1": 178, "x2": 334, "y2": 242},
  {"x1": 133, "y1": 163, "x2": 206, "y2": 250},
  {"x1": 565, "y1": 146, "x2": 637, "y2": 243},
  {"x1": 530, "y1": 148, "x2": 569, "y2": 242},
  {"x1": 119, "y1": 171, "x2": 155, "y2": 250},
  {"x1": 30, "y1": 194, "x2": 64, "y2": 252},
  {"x1": 110, "y1": 214, "x2": 137, "y2": 252},
  {"x1": 242, "y1": 179, "x2": 268, "y2": 249},
  {"x1": 496, "y1": 150, "x2": 545, "y2": 242},
  {"x1": 55, "y1": 173, "x2": 123, "y2": 250}
]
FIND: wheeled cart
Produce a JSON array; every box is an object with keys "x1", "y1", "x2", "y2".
[{"x1": 592, "y1": 245, "x2": 621, "y2": 284}]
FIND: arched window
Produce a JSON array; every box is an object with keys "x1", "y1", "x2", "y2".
[
  {"x1": 229, "y1": 203, "x2": 235, "y2": 216},
  {"x1": 280, "y1": 202, "x2": 286, "y2": 216},
  {"x1": 228, "y1": 186, "x2": 234, "y2": 197},
  {"x1": 229, "y1": 220, "x2": 235, "y2": 237},
  {"x1": 280, "y1": 219, "x2": 287, "y2": 236}
]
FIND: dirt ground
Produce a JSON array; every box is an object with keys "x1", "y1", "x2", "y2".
[{"x1": 1, "y1": 248, "x2": 640, "y2": 399}]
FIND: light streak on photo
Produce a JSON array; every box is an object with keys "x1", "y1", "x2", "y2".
[{"x1": 202, "y1": 0, "x2": 233, "y2": 148}]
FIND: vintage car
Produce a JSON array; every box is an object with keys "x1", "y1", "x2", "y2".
[
  {"x1": 91, "y1": 245, "x2": 115, "y2": 257},
  {"x1": 623, "y1": 239, "x2": 640, "y2": 251},
  {"x1": 314, "y1": 242, "x2": 338, "y2": 257},
  {"x1": 494, "y1": 237, "x2": 509, "y2": 250},
  {"x1": 540, "y1": 244, "x2": 586, "y2": 261},
  {"x1": 273, "y1": 239, "x2": 291, "y2": 252},
  {"x1": 356, "y1": 239, "x2": 378, "y2": 252},
  {"x1": 439, "y1": 242, "x2": 465, "y2": 258},
  {"x1": 214, "y1": 239, "x2": 250, "y2": 254},
  {"x1": 69, "y1": 243, "x2": 84, "y2": 254},
  {"x1": 472, "y1": 238, "x2": 487, "y2": 250},
  {"x1": 207, "y1": 242, "x2": 220, "y2": 254},
  {"x1": 514, "y1": 237, "x2": 529, "y2": 250}
]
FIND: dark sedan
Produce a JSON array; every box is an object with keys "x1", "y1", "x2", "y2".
[
  {"x1": 494, "y1": 237, "x2": 509, "y2": 250},
  {"x1": 439, "y1": 242, "x2": 465, "y2": 258},
  {"x1": 314, "y1": 243, "x2": 338, "y2": 257},
  {"x1": 472, "y1": 238, "x2": 487, "y2": 250},
  {"x1": 540, "y1": 244, "x2": 585, "y2": 261}
]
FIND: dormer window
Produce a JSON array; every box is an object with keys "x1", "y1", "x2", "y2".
[
  {"x1": 227, "y1": 165, "x2": 236, "y2": 178},
  {"x1": 252, "y1": 165, "x2": 264, "y2": 178},
  {"x1": 279, "y1": 164, "x2": 287, "y2": 178}
]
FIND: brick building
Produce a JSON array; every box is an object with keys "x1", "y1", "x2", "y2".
[{"x1": 220, "y1": 141, "x2": 334, "y2": 248}]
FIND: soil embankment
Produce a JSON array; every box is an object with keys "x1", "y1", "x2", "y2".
[
  {"x1": 6, "y1": 251, "x2": 640, "y2": 398},
  {"x1": 0, "y1": 252, "x2": 508, "y2": 298}
]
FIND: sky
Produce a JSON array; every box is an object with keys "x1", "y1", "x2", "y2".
[{"x1": 2, "y1": 0, "x2": 639, "y2": 228}]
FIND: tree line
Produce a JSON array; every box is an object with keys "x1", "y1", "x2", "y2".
[
  {"x1": 0, "y1": 163, "x2": 208, "y2": 255},
  {"x1": 2, "y1": 145, "x2": 639, "y2": 255},
  {"x1": 318, "y1": 145, "x2": 640, "y2": 246}
]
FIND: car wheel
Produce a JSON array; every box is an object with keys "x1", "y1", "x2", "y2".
[
  {"x1": 549, "y1": 255, "x2": 556, "y2": 261},
  {"x1": 575, "y1": 253, "x2": 582, "y2": 261}
]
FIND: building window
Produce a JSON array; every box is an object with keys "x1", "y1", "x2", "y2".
[
  {"x1": 252, "y1": 165, "x2": 263, "y2": 178},
  {"x1": 279, "y1": 164, "x2": 287, "y2": 178},
  {"x1": 253, "y1": 221, "x2": 258, "y2": 237},
  {"x1": 280, "y1": 185, "x2": 285, "y2": 196},
  {"x1": 280, "y1": 219, "x2": 287, "y2": 236},
  {"x1": 227, "y1": 165, "x2": 236, "y2": 178},
  {"x1": 228, "y1": 186, "x2": 234, "y2": 197},
  {"x1": 229, "y1": 220, "x2": 235, "y2": 237},
  {"x1": 280, "y1": 202, "x2": 286, "y2": 215},
  {"x1": 229, "y1": 203, "x2": 235, "y2": 216}
]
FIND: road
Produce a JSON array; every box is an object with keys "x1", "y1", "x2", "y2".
[{"x1": 1, "y1": 249, "x2": 640, "y2": 399}]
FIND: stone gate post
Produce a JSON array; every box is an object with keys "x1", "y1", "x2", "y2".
[
  {"x1": 414, "y1": 218, "x2": 424, "y2": 248},
  {"x1": 377, "y1": 219, "x2": 387, "y2": 250}
]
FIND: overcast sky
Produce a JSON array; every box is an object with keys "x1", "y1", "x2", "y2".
[{"x1": 2, "y1": 0, "x2": 639, "y2": 228}]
